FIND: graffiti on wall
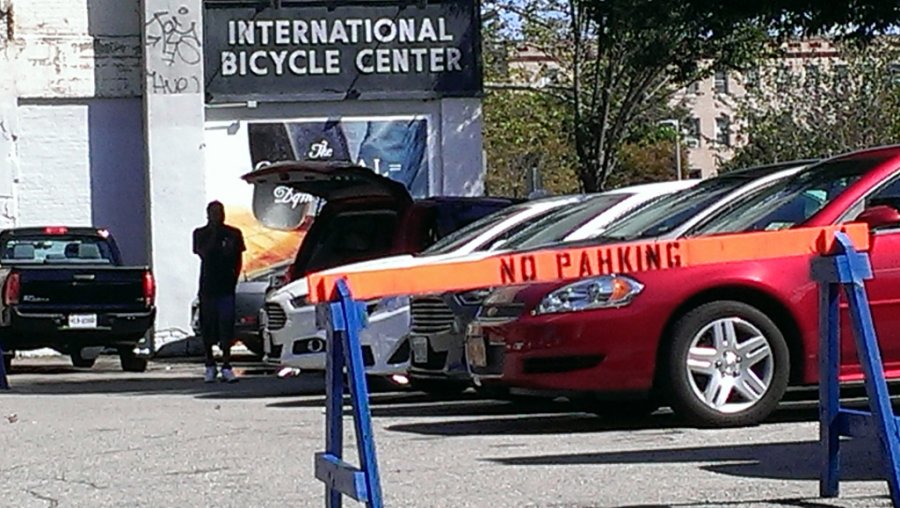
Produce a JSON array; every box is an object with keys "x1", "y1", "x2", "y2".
[{"x1": 144, "y1": 4, "x2": 203, "y2": 95}]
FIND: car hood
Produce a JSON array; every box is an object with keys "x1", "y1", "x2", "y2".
[
  {"x1": 281, "y1": 250, "x2": 504, "y2": 301},
  {"x1": 236, "y1": 280, "x2": 270, "y2": 295},
  {"x1": 270, "y1": 277, "x2": 311, "y2": 301},
  {"x1": 316, "y1": 249, "x2": 503, "y2": 277}
]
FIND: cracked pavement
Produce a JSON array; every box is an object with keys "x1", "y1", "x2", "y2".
[{"x1": 0, "y1": 356, "x2": 895, "y2": 507}]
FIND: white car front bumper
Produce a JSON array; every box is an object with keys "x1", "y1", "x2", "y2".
[
  {"x1": 262, "y1": 290, "x2": 327, "y2": 371},
  {"x1": 263, "y1": 292, "x2": 410, "y2": 376}
]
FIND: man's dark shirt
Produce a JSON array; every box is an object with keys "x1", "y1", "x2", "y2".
[{"x1": 193, "y1": 224, "x2": 246, "y2": 298}]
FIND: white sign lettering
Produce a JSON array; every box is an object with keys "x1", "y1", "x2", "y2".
[
  {"x1": 273, "y1": 186, "x2": 315, "y2": 209},
  {"x1": 218, "y1": 16, "x2": 464, "y2": 78},
  {"x1": 308, "y1": 140, "x2": 334, "y2": 159}
]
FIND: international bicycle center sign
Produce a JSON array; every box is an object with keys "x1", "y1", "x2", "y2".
[{"x1": 204, "y1": 0, "x2": 482, "y2": 102}]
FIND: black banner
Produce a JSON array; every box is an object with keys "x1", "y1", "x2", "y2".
[{"x1": 203, "y1": 0, "x2": 482, "y2": 102}]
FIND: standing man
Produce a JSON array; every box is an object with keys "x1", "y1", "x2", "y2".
[{"x1": 193, "y1": 201, "x2": 246, "y2": 383}]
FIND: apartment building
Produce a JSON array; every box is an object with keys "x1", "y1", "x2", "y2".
[
  {"x1": 504, "y1": 39, "x2": 842, "y2": 177},
  {"x1": 675, "y1": 39, "x2": 840, "y2": 177}
]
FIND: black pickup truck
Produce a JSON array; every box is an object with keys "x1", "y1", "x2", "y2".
[{"x1": 0, "y1": 227, "x2": 156, "y2": 372}]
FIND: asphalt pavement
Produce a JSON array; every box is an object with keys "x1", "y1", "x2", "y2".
[{"x1": 0, "y1": 356, "x2": 894, "y2": 507}]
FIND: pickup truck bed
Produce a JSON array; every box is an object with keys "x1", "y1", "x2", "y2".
[{"x1": 0, "y1": 227, "x2": 156, "y2": 372}]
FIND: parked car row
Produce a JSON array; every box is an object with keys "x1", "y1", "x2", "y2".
[
  {"x1": 248, "y1": 145, "x2": 900, "y2": 428},
  {"x1": 250, "y1": 161, "x2": 698, "y2": 379}
]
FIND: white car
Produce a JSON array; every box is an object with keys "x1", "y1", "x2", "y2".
[{"x1": 264, "y1": 179, "x2": 699, "y2": 377}]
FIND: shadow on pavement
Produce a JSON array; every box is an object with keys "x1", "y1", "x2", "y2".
[
  {"x1": 267, "y1": 391, "x2": 588, "y2": 419},
  {"x1": 1, "y1": 358, "x2": 326, "y2": 399},
  {"x1": 382, "y1": 404, "x2": 823, "y2": 436},
  {"x1": 617, "y1": 493, "x2": 890, "y2": 508},
  {"x1": 489, "y1": 438, "x2": 886, "y2": 482}
]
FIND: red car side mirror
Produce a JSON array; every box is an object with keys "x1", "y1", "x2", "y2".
[{"x1": 855, "y1": 205, "x2": 900, "y2": 231}]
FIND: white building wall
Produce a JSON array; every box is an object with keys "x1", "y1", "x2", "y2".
[
  {"x1": 9, "y1": 0, "x2": 141, "y2": 99},
  {"x1": 15, "y1": 103, "x2": 94, "y2": 226},
  {"x1": 2, "y1": 0, "x2": 147, "y2": 260}
]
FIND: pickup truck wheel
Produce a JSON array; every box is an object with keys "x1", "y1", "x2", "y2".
[
  {"x1": 119, "y1": 349, "x2": 148, "y2": 373},
  {"x1": 70, "y1": 349, "x2": 97, "y2": 369},
  {"x1": 665, "y1": 301, "x2": 789, "y2": 428}
]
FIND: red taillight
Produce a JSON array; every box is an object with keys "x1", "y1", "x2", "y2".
[
  {"x1": 143, "y1": 271, "x2": 155, "y2": 306},
  {"x1": 4, "y1": 272, "x2": 20, "y2": 305},
  {"x1": 44, "y1": 226, "x2": 68, "y2": 235}
]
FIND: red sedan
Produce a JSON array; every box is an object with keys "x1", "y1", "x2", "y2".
[{"x1": 467, "y1": 146, "x2": 900, "y2": 427}]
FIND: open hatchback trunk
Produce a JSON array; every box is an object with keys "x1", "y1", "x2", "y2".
[{"x1": 242, "y1": 161, "x2": 414, "y2": 280}]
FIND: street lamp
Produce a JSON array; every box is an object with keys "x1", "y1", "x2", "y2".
[{"x1": 658, "y1": 119, "x2": 683, "y2": 181}]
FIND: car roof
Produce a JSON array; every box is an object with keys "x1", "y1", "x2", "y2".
[
  {"x1": 719, "y1": 159, "x2": 819, "y2": 180},
  {"x1": 605, "y1": 179, "x2": 700, "y2": 194},
  {"x1": 1, "y1": 227, "x2": 107, "y2": 237},
  {"x1": 412, "y1": 196, "x2": 521, "y2": 207}
]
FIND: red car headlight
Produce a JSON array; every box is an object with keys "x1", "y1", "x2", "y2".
[{"x1": 533, "y1": 275, "x2": 644, "y2": 315}]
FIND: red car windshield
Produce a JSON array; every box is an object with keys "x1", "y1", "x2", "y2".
[{"x1": 690, "y1": 155, "x2": 893, "y2": 236}]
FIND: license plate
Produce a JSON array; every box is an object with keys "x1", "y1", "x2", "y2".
[
  {"x1": 68, "y1": 314, "x2": 98, "y2": 329},
  {"x1": 466, "y1": 336, "x2": 487, "y2": 368},
  {"x1": 410, "y1": 336, "x2": 428, "y2": 364}
]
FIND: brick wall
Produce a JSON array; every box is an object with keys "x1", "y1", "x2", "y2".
[{"x1": 6, "y1": 0, "x2": 141, "y2": 98}]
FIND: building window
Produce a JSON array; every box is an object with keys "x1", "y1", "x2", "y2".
[
  {"x1": 714, "y1": 70, "x2": 729, "y2": 94},
  {"x1": 685, "y1": 117, "x2": 701, "y2": 146},
  {"x1": 685, "y1": 80, "x2": 700, "y2": 94},
  {"x1": 805, "y1": 64, "x2": 821, "y2": 87},
  {"x1": 890, "y1": 63, "x2": 900, "y2": 85},
  {"x1": 716, "y1": 115, "x2": 731, "y2": 147},
  {"x1": 776, "y1": 65, "x2": 793, "y2": 93},
  {"x1": 744, "y1": 68, "x2": 759, "y2": 88},
  {"x1": 833, "y1": 64, "x2": 850, "y2": 89}
]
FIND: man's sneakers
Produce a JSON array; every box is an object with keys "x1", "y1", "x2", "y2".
[
  {"x1": 220, "y1": 367, "x2": 239, "y2": 383},
  {"x1": 204, "y1": 365, "x2": 239, "y2": 383}
]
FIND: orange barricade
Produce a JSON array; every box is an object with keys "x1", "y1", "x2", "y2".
[{"x1": 307, "y1": 223, "x2": 870, "y2": 303}]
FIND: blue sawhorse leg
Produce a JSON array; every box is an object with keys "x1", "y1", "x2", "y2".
[
  {"x1": 815, "y1": 232, "x2": 900, "y2": 506},
  {"x1": 315, "y1": 279, "x2": 384, "y2": 508}
]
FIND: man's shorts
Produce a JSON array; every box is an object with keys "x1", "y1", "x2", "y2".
[{"x1": 199, "y1": 294, "x2": 236, "y2": 349}]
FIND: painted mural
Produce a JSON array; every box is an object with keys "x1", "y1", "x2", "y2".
[{"x1": 204, "y1": 116, "x2": 430, "y2": 278}]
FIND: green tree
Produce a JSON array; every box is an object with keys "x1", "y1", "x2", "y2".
[
  {"x1": 607, "y1": 127, "x2": 691, "y2": 188},
  {"x1": 483, "y1": 0, "x2": 767, "y2": 191},
  {"x1": 483, "y1": 89, "x2": 580, "y2": 198},
  {"x1": 482, "y1": 0, "x2": 900, "y2": 191},
  {"x1": 675, "y1": 0, "x2": 900, "y2": 39},
  {"x1": 723, "y1": 42, "x2": 900, "y2": 171}
]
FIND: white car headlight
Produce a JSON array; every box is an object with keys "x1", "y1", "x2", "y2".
[
  {"x1": 370, "y1": 296, "x2": 408, "y2": 315},
  {"x1": 289, "y1": 295, "x2": 309, "y2": 308},
  {"x1": 457, "y1": 288, "x2": 492, "y2": 305},
  {"x1": 533, "y1": 275, "x2": 644, "y2": 315}
]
